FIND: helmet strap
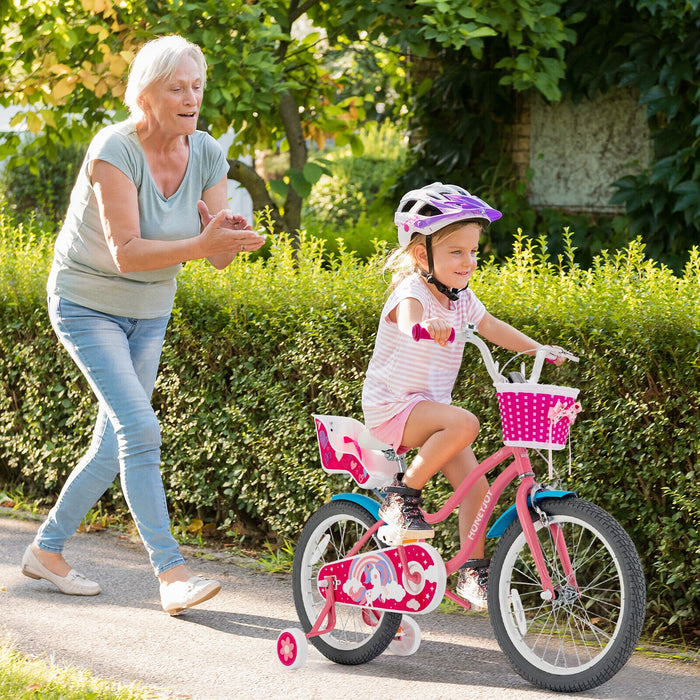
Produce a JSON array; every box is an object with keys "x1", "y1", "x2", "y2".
[{"x1": 421, "y1": 236, "x2": 467, "y2": 302}]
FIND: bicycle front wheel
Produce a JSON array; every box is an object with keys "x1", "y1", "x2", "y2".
[
  {"x1": 489, "y1": 497, "x2": 646, "y2": 692},
  {"x1": 292, "y1": 499, "x2": 401, "y2": 665}
]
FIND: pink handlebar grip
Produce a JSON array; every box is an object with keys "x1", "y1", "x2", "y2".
[{"x1": 412, "y1": 324, "x2": 456, "y2": 343}]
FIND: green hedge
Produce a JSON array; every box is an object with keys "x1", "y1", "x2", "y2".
[{"x1": 1, "y1": 215, "x2": 699, "y2": 640}]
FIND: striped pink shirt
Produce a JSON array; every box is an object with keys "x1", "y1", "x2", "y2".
[{"x1": 362, "y1": 273, "x2": 486, "y2": 429}]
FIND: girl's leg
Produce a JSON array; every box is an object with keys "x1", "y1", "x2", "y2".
[
  {"x1": 38, "y1": 297, "x2": 184, "y2": 576},
  {"x1": 379, "y1": 401, "x2": 480, "y2": 539},
  {"x1": 403, "y1": 401, "x2": 487, "y2": 553},
  {"x1": 400, "y1": 401, "x2": 480, "y2": 489},
  {"x1": 443, "y1": 447, "x2": 491, "y2": 609},
  {"x1": 394, "y1": 401, "x2": 490, "y2": 608},
  {"x1": 440, "y1": 446, "x2": 488, "y2": 556}
]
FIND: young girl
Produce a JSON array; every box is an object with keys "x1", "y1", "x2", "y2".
[{"x1": 362, "y1": 182, "x2": 565, "y2": 610}]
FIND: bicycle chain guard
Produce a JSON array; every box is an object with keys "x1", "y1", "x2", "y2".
[{"x1": 317, "y1": 542, "x2": 446, "y2": 615}]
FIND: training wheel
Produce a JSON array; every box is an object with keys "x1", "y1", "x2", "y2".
[
  {"x1": 277, "y1": 628, "x2": 308, "y2": 669},
  {"x1": 389, "y1": 615, "x2": 421, "y2": 656}
]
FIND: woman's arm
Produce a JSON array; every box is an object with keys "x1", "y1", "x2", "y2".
[
  {"x1": 200, "y1": 177, "x2": 235, "y2": 269},
  {"x1": 92, "y1": 162, "x2": 263, "y2": 273}
]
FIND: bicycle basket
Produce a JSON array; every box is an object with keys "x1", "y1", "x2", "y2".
[{"x1": 495, "y1": 383, "x2": 581, "y2": 450}]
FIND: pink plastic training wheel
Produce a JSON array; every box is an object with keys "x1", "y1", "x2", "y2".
[
  {"x1": 277, "y1": 628, "x2": 308, "y2": 669},
  {"x1": 389, "y1": 615, "x2": 421, "y2": 656}
]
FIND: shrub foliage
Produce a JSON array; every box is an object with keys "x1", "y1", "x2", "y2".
[{"x1": 1, "y1": 214, "x2": 698, "y2": 640}]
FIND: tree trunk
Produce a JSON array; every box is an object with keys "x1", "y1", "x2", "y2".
[
  {"x1": 279, "y1": 89, "x2": 308, "y2": 239},
  {"x1": 226, "y1": 90, "x2": 307, "y2": 243},
  {"x1": 227, "y1": 158, "x2": 286, "y2": 234}
]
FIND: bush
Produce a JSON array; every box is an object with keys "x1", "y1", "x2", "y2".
[
  {"x1": 302, "y1": 122, "x2": 404, "y2": 259},
  {"x1": 0, "y1": 136, "x2": 86, "y2": 224},
  {"x1": 1, "y1": 213, "x2": 698, "y2": 641}
]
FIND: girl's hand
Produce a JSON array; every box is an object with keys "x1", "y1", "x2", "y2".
[
  {"x1": 424, "y1": 317, "x2": 453, "y2": 346},
  {"x1": 544, "y1": 345, "x2": 568, "y2": 366}
]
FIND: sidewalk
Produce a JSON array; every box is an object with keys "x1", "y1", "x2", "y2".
[{"x1": 1, "y1": 513, "x2": 699, "y2": 700}]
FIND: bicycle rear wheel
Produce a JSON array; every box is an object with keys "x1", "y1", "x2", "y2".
[
  {"x1": 292, "y1": 499, "x2": 401, "y2": 665},
  {"x1": 489, "y1": 497, "x2": 646, "y2": 692}
]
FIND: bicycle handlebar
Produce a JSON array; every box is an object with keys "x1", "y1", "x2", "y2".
[
  {"x1": 412, "y1": 322, "x2": 578, "y2": 385},
  {"x1": 411, "y1": 324, "x2": 456, "y2": 343}
]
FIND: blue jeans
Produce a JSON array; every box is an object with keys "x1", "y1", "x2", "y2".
[{"x1": 36, "y1": 296, "x2": 185, "y2": 575}]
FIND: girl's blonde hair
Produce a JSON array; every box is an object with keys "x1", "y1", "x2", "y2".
[
  {"x1": 124, "y1": 35, "x2": 207, "y2": 121},
  {"x1": 383, "y1": 219, "x2": 486, "y2": 288}
]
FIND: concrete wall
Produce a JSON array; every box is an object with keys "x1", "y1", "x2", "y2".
[{"x1": 522, "y1": 88, "x2": 651, "y2": 214}]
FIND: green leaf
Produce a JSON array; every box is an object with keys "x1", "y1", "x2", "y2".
[
  {"x1": 268, "y1": 178, "x2": 288, "y2": 199},
  {"x1": 348, "y1": 133, "x2": 364, "y2": 158},
  {"x1": 288, "y1": 169, "x2": 312, "y2": 198},
  {"x1": 302, "y1": 162, "x2": 325, "y2": 185}
]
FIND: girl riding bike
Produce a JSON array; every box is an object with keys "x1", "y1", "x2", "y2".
[{"x1": 362, "y1": 182, "x2": 567, "y2": 611}]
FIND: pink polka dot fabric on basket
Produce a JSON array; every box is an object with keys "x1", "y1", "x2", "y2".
[{"x1": 495, "y1": 383, "x2": 581, "y2": 450}]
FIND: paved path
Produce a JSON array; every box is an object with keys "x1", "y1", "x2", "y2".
[{"x1": 1, "y1": 514, "x2": 698, "y2": 700}]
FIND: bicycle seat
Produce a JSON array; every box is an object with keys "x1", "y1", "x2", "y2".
[{"x1": 357, "y1": 429, "x2": 392, "y2": 451}]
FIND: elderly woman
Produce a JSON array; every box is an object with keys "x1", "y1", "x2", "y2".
[{"x1": 20, "y1": 35, "x2": 264, "y2": 614}]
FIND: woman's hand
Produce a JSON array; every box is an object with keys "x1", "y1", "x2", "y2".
[{"x1": 197, "y1": 200, "x2": 266, "y2": 259}]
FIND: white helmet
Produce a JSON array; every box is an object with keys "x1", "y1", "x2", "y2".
[{"x1": 395, "y1": 182, "x2": 502, "y2": 246}]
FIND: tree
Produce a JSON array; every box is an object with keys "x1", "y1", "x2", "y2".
[
  {"x1": 0, "y1": 0, "x2": 579, "y2": 235},
  {"x1": 567, "y1": 0, "x2": 700, "y2": 268},
  {"x1": 388, "y1": 0, "x2": 700, "y2": 269}
]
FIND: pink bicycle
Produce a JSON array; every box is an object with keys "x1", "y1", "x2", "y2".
[{"x1": 277, "y1": 322, "x2": 646, "y2": 692}]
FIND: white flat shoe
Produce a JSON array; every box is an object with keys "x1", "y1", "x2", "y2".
[
  {"x1": 21, "y1": 545, "x2": 101, "y2": 596},
  {"x1": 160, "y1": 576, "x2": 221, "y2": 616}
]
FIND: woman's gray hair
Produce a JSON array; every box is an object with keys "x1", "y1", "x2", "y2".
[{"x1": 124, "y1": 35, "x2": 207, "y2": 120}]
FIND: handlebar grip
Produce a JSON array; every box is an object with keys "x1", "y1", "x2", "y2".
[
  {"x1": 542, "y1": 346, "x2": 579, "y2": 364},
  {"x1": 412, "y1": 324, "x2": 456, "y2": 343}
]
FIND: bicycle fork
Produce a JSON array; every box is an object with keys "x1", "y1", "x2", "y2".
[{"x1": 515, "y1": 468, "x2": 578, "y2": 600}]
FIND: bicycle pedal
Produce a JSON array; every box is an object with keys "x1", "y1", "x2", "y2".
[{"x1": 378, "y1": 524, "x2": 422, "y2": 546}]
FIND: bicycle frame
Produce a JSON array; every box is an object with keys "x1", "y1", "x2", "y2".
[
  {"x1": 309, "y1": 325, "x2": 581, "y2": 622},
  {"x1": 337, "y1": 449, "x2": 573, "y2": 613}
]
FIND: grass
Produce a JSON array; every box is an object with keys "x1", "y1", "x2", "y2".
[
  {"x1": 0, "y1": 487, "x2": 43, "y2": 519},
  {"x1": 255, "y1": 538, "x2": 295, "y2": 574},
  {"x1": 0, "y1": 640, "x2": 160, "y2": 700}
]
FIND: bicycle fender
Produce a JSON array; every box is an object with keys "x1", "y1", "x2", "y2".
[
  {"x1": 487, "y1": 490, "x2": 576, "y2": 538},
  {"x1": 331, "y1": 493, "x2": 381, "y2": 520}
]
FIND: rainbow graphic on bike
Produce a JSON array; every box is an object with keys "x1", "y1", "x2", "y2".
[{"x1": 318, "y1": 543, "x2": 446, "y2": 614}]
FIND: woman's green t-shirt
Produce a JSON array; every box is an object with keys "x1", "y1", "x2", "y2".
[{"x1": 47, "y1": 120, "x2": 229, "y2": 319}]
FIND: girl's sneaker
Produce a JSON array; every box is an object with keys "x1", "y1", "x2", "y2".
[
  {"x1": 456, "y1": 559, "x2": 490, "y2": 611},
  {"x1": 379, "y1": 479, "x2": 434, "y2": 540}
]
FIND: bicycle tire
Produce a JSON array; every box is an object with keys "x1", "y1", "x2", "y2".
[
  {"x1": 489, "y1": 497, "x2": 646, "y2": 692},
  {"x1": 292, "y1": 499, "x2": 402, "y2": 665}
]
